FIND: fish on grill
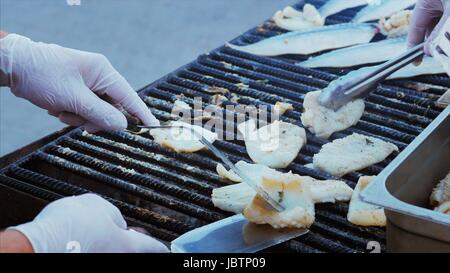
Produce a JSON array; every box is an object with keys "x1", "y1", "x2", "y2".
[
  {"x1": 243, "y1": 175, "x2": 316, "y2": 229},
  {"x1": 313, "y1": 133, "x2": 399, "y2": 177},
  {"x1": 301, "y1": 90, "x2": 365, "y2": 139},
  {"x1": 274, "y1": 0, "x2": 372, "y2": 31},
  {"x1": 387, "y1": 56, "x2": 445, "y2": 79},
  {"x1": 378, "y1": 10, "x2": 413, "y2": 37},
  {"x1": 272, "y1": 4, "x2": 324, "y2": 31},
  {"x1": 226, "y1": 23, "x2": 378, "y2": 56},
  {"x1": 347, "y1": 176, "x2": 386, "y2": 227},
  {"x1": 319, "y1": 0, "x2": 369, "y2": 19},
  {"x1": 149, "y1": 121, "x2": 217, "y2": 153},
  {"x1": 237, "y1": 119, "x2": 306, "y2": 168},
  {"x1": 273, "y1": 101, "x2": 294, "y2": 116},
  {"x1": 212, "y1": 161, "x2": 353, "y2": 214},
  {"x1": 216, "y1": 163, "x2": 242, "y2": 183},
  {"x1": 352, "y1": 0, "x2": 416, "y2": 23},
  {"x1": 435, "y1": 201, "x2": 450, "y2": 215},
  {"x1": 300, "y1": 38, "x2": 407, "y2": 68},
  {"x1": 430, "y1": 172, "x2": 450, "y2": 208}
]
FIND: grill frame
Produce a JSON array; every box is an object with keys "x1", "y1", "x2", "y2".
[{"x1": 1, "y1": 0, "x2": 448, "y2": 253}]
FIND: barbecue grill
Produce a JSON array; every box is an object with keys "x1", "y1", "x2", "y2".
[{"x1": 1, "y1": 0, "x2": 448, "y2": 253}]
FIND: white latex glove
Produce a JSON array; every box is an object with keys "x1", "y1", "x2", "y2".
[
  {"x1": 429, "y1": 17, "x2": 450, "y2": 76},
  {"x1": 0, "y1": 33, "x2": 159, "y2": 132},
  {"x1": 8, "y1": 193, "x2": 169, "y2": 253}
]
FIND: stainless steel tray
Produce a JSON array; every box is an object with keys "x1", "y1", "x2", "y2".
[{"x1": 362, "y1": 106, "x2": 450, "y2": 252}]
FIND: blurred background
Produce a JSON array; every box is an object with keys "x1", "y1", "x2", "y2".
[{"x1": 0, "y1": 0, "x2": 293, "y2": 156}]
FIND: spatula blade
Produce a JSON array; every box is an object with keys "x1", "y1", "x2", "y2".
[{"x1": 171, "y1": 214, "x2": 308, "y2": 253}]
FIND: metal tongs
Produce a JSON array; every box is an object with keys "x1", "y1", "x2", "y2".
[
  {"x1": 129, "y1": 122, "x2": 285, "y2": 212},
  {"x1": 319, "y1": 42, "x2": 425, "y2": 111}
]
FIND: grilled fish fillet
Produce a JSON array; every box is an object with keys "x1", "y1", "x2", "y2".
[
  {"x1": 272, "y1": 4, "x2": 324, "y2": 31},
  {"x1": 243, "y1": 176, "x2": 316, "y2": 229},
  {"x1": 379, "y1": 10, "x2": 412, "y2": 37},
  {"x1": 212, "y1": 161, "x2": 353, "y2": 214},
  {"x1": 226, "y1": 23, "x2": 377, "y2": 56},
  {"x1": 216, "y1": 163, "x2": 242, "y2": 183},
  {"x1": 301, "y1": 90, "x2": 365, "y2": 139},
  {"x1": 347, "y1": 176, "x2": 386, "y2": 227},
  {"x1": 300, "y1": 38, "x2": 407, "y2": 68},
  {"x1": 238, "y1": 119, "x2": 306, "y2": 168},
  {"x1": 435, "y1": 201, "x2": 450, "y2": 215},
  {"x1": 352, "y1": 0, "x2": 416, "y2": 23},
  {"x1": 313, "y1": 133, "x2": 398, "y2": 177},
  {"x1": 149, "y1": 121, "x2": 217, "y2": 153},
  {"x1": 430, "y1": 172, "x2": 450, "y2": 207},
  {"x1": 319, "y1": 0, "x2": 369, "y2": 18}
]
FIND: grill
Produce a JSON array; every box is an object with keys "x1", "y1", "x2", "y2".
[{"x1": 0, "y1": 0, "x2": 448, "y2": 253}]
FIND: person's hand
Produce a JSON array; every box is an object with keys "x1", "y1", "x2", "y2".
[
  {"x1": 8, "y1": 193, "x2": 169, "y2": 253},
  {"x1": 0, "y1": 33, "x2": 159, "y2": 132},
  {"x1": 407, "y1": 0, "x2": 450, "y2": 55}
]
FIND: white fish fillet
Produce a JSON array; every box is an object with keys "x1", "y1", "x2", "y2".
[
  {"x1": 319, "y1": 0, "x2": 369, "y2": 18},
  {"x1": 238, "y1": 120, "x2": 306, "y2": 168},
  {"x1": 430, "y1": 172, "x2": 450, "y2": 207},
  {"x1": 435, "y1": 201, "x2": 450, "y2": 215},
  {"x1": 226, "y1": 23, "x2": 378, "y2": 56},
  {"x1": 273, "y1": 101, "x2": 294, "y2": 116},
  {"x1": 331, "y1": 56, "x2": 444, "y2": 81},
  {"x1": 387, "y1": 56, "x2": 445, "y2": 79},
  {"x1": 273, "y1": 4, "x2": 324, "y2": 31},
  {"x1": 216, "y1": 163, "x2": 242, "y2": 183},
  {"x1": 300, "y1": 37, "x2": 407, "y2": 68},
  {"x1": 378, "y1": 10, "x2": 412, "y2": 37},
  {"x1": 149, "y1": 121, "x2": 217, "y2": 153},
  {"x1": 313, "y1": 133, "x2": 399, "y2": 177},
  {"x1": 352, "y1": 0, "x2": 416, "y2": 23},
  {"x1": 243, "y1": 175, "x2": 316, "y2": 229},
  {"x1": 347, "y1": 176, "x2": 386, "y2": 227},
  {"x1": 301, "y1": 90, "x2": 365, "y2": 139},
  {"x1": 212, "y1": 161, "x2": 353, "y2": 214}
]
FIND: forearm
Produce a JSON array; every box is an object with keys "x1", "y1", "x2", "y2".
[{"x1": 0, "y1": 229, "x2": 34, "y2": 253}]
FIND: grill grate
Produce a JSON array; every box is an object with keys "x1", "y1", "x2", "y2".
[{"x1": 1, "y1": 0, "x2": 448, "y2": 252}]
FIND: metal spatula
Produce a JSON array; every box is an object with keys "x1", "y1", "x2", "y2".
[{"x1": 171, "y1": 214, "x2": 308, "y2": 253}]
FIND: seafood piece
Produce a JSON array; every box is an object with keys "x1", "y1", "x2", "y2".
[
  {"x1": 435, "y1": 201, "x2": 450, "y2": 215},
  {"x1": 216, "y1": 163, "x2": 241, "y2": 183},
  {"x1": 172, "y1": 99, "x2": 191, "y2": 112},
  {"x1": 379, "y1": 10, "x2": 412, "y2": 37},
  {"x1": 149, "y1": 121, "x2": 217, "y2": 153},
  {"x1": 238, "y1": 120, "x2": 306, "y2": 168},
  {"x1": 352, "y1": 0, "x2": 416, "y2": 23},
  {"x1": 319, "y1": 0, "x2": 369, "y2": 18},
  {"x1": 300, "y1": 37, "x2": 407, "y2": 68},
  {"x1": 347, "y1": 176, "x2": 386, "y2": 227},
  {"x1": 430, "y1": 172, "x2": 450, "y2": 207},
  {"x1": 325, "y1": 56, "x2": 444, "y2": 82},
  {"x1": 212, "y1": 161, "x2": 353, "y2": 214},
  {"x1": 226, "y1": 23, "x2": 378, "y2": 56},
  {"x1": 387, "y1": 56, "x2": 445, "y2": 79},
  {"x1": 274, "y1": 1, "x2": 371, "y2": 31},
  {"x1": 301, "y1": 90, "x2": 365, "y2": 139},
  {"x1": 313, "y1": 133, "x2": 398, "y2": 177},
  {"x1": 273, "y1": 101, "x2": 293, "y2": 116},
  {"x1": 243, "y1": 175, "x2": 316, "y2": 229},
  {"x1": 272, "y1": 4, "x2": 324, "y2": 31}
]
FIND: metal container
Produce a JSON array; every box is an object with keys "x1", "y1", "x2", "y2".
[{"x1": 362, "y1": 106, "x2": 450, "y2": 252}]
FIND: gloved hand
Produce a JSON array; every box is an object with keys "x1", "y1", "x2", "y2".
[
  {"x1": 407, "y1": 0, "x2": 450, "y2": 54},
  {"x1": 8, "y1": 193, "x2": 169, "y2": 253},
  {"x1": 0, "y1": 33, "x2": 159, "y2": 132}
]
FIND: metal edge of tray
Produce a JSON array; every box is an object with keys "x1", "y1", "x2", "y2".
[{"x1": 361, "y1": 106, "x2": 450, "y2": 227}]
